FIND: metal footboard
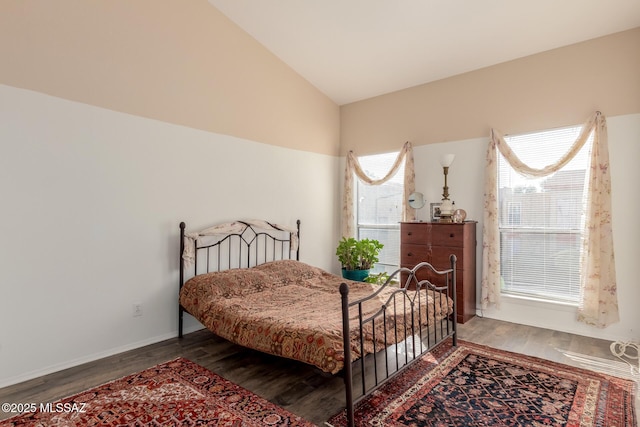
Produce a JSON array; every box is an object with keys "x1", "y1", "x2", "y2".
[{"x1": 340, "y1": 255, "x2": 457, "y2": 427}]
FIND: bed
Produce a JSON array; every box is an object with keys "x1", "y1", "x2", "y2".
[{"x1": 178, "y1": 220, "x2": 457, "y2": 427}]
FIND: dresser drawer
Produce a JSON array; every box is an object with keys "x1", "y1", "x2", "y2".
[
  {"x1": 430, "y1": 246, "x2": 464, "y2": 270},
  {"x1": 401, "y1": 245, "x2": 464, "y2": 270},
  {"x1": 430, "y1": 224, "x2": 465, "y2": 247},
  {"x1": 400, "y1": 223, "x2": 430, "y2": 245},
  {"x1": 400, "y1": 243, "x2": 430, "y2": 266}
]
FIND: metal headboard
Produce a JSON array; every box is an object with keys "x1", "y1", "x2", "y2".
[{"x1": 178, "y1": 219, "x2": 300, "y2": 337}]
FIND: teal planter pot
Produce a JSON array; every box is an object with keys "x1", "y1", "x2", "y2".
[{"x1": 341, "y1": 269, "x2": 370, "y2": 282}]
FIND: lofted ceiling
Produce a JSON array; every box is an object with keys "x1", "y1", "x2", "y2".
[{"x1": 209, "y1": 0, "x2": 640, "y2": 105}]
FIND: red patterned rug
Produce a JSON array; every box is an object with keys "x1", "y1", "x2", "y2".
[
  {"x1": 1, "y1": 358, "x2": 314, "y2": 426},
  {"x1": 328, "y1": 340, "x2": 637, "y2": 426}
]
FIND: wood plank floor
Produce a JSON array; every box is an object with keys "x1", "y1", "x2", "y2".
[{"x1": 1, "y1": 317, "x2": 637, "y2": 425}]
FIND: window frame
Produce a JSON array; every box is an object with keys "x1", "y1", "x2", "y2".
[
  {"x1": 497, "y1": 124, "x2": 592, "y2": 305},
  {"x1": 355, "y1": 151, "x2": 404, "y2": 274}
]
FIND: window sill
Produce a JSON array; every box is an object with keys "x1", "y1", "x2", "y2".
[{"x1": 500, "y1": 293, "x2": 578, "y2": 311}]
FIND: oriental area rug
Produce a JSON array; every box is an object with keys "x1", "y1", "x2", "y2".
[
  {"x1": 328, "y1": 340, "x2": 637, "y2": 427},
  {"x1": 0, "y1": 358, "x2": 314, "y2": 427}
]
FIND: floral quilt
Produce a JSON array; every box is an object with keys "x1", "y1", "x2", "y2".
[{"x1": 179, "y1": 260, "x2": 452, "y2": 374}]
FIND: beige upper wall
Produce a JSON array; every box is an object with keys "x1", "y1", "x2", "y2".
[
  {"x1": 0, "y1": 0, "x2": 340, "y2": 156},
  {"x1": 2, "y1": 2, "x2": 637, "y2": 158},
  {"x1": 340, "y1": 28, "x2": 640, "y2": 156}
]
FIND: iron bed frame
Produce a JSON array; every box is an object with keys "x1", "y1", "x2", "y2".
[
  {"x1": 178, "y1": 220, "x2": 457, "y2": 427},
  {"x1": 178, "y1": 219, "x2": 301, "y2": 339}
]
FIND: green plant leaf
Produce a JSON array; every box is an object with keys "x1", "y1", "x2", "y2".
[{"x1": 336, "y1": 237, "x2": 383, "y2": 270}]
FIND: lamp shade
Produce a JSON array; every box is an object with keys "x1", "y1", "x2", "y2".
[{"x1": 439, "y1": 154, "x2": 455, "y2": 167}]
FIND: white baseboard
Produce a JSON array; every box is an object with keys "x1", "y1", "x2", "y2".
[{"x1": 0, "y1": 326, "x2": 203, "y2": 389}]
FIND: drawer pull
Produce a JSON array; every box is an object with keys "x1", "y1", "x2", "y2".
[
  {"x1": 450, "y1": 233, "x2": 455, "y2": 238},
  {"x1": 408, "y1": 252, "x2": 414, "y2": 257},
  {"x1": 407, "y1": 232, "x2": 412, "y2": 236}
]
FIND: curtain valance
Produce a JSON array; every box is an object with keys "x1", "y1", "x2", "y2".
[{"x1": 341, "y1": 141, "x2": 415, "y2": 238}]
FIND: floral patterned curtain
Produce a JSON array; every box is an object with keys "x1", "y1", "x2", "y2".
[
  {"x1": 341, "y1": 141, "x2": 415, "y2": 238},
  {"x1": 481, "y1": 112, "x2": 619, "y2": 328}
]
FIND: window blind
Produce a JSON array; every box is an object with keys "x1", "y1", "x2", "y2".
[
  {"x1": 357, "y1": 152, "x2": 404, "y2": 274},
  {"x1": 498, "y1": 126, "x2": 593, "y2": 303}
]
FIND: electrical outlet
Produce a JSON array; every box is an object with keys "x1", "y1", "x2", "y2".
[{"x1": 132, "y1": 303, "x2": 143, "y2": 317}]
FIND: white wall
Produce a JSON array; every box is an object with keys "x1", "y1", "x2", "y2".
[
  {"x1": 411, "y1": 113, "x2": 640, "y2": 343},
  {"x1": 0, "y1": 85, "x2": 340, "y2": 387},
  {"x1": 2, "y1": 84, "x2": 637, "y2": 388}
]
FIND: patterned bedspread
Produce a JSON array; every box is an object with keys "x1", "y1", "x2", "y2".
[{"x1": 179, "y1": 260, "x2": 452, "y2": 374}]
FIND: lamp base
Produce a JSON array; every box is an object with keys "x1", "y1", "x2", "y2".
[{"x1": 439, "y1": 199, "x2": 454, "y2": 223}]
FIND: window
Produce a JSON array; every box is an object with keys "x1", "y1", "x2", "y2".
[
  {"x1": 356, "y1": 152, "x2": 404, "y2": 275},
  {"x1": 498, "y1": 126, "x2": 593, "y2": 304}
]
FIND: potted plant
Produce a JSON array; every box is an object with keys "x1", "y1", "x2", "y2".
[
  {"x1": 335, "y1": 237, "x2": 384, "y2": 282},
  {"x1": 364, "y1": 271, "x2": 393, "y2": 285}
]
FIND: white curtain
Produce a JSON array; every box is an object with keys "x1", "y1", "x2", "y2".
[
  {"x1": 481, "y1": 112, "x2": 619, "y2": 328},
  {"x1": 341, "y1": 141, "x2": 415, "y2": 238}
]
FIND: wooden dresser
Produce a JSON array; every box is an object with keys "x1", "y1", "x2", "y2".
[{"x1": 400, "y1": 221, "x2": 477, "y2": 324}]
